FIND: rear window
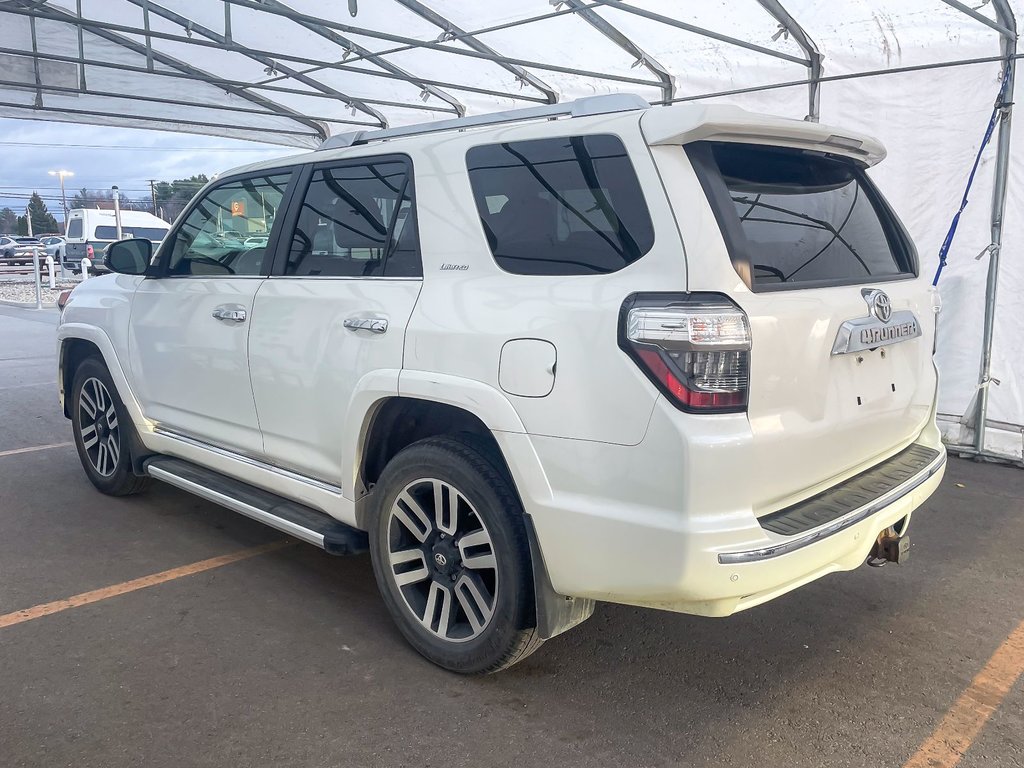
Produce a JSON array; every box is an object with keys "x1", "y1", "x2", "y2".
[
  {"x1": 94, "y1": 225, "x2": 168, "y2": 242},
  {"x1": 689, "y1": 142, "x2": 914, "y2": 290},
  {"x1": 67, "y1": 219, "x2": 83, "y2": 239},
  {"x1": 466, "y1": 134, "x2": 654, "y2": 276}
]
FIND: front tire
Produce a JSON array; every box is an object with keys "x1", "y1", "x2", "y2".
[
  {"x1": 369, "y1": 437, "x2": 542, "y2": 674},
  {"x1": 71, "y1": 356, "x2": 150, "y2": 496}
]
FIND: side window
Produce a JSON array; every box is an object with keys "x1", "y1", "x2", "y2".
[
  {"x1": 67, "y1": 219, "x2": 83, "y2": 239},
  {"x1": 165, "y1": 173, "x2": 291, "y2": 277},
  {"x1": 466, "y1": 134, "x2": 655, "y2": 275},
  {"x1": 286, "y1": 159, "x2": 420, "y2": 277}
]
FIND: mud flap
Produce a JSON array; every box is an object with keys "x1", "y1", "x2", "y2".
[{"x1": 524, "y1": 514, "x2": 595, "y2": 640}]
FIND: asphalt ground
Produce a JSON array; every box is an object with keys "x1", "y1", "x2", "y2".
[{"x1": 1, "y1": 303, "x2": 1022, "y2": 768}]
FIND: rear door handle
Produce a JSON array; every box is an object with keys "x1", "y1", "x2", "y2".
[
  {"x1": 212, "y1": 306, "x2": 246, "y2": 323},
  {"x1": 343, "y1": 317, "x2": 388, "y2": 334}
]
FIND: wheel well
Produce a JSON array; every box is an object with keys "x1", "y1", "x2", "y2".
[
  {"x1": 356, "y1": 398, "x2": 511, "y2": 526},
  {"x1": 61, "y1": 338, "x2": 103, "y2": 418}
]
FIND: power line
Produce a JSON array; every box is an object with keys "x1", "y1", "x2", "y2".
[
  {"x1": 0, "y1": 186, "x2": 203, "y2": 193},
  {"x1": 0, "y1": 140, "x2": 289, "y2": 151}
]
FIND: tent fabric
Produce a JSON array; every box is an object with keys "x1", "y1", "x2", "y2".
[{"x1": 1, "y1": 0, "x2": 1021, "y2": 459}]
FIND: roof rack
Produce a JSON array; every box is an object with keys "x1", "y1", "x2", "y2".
[{"x1": 317, "y1": 93, "x2": 650, "y2": 150}]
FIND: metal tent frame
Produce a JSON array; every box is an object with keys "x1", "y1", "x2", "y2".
[{"x1": 0, "y1": 0, "x2": 1017, "y2": 462}]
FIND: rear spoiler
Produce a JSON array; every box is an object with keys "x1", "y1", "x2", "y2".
[{"x1": 640, "y1": 104, "x2": 886, "y2": 167}]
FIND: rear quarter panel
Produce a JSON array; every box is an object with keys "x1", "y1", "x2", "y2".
[{"x1": 403, "y1": 113, "x2": 688, "y2": 446}]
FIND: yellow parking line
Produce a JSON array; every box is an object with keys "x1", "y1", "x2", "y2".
[
  {"x1": 0, "y1": 441, "x2": 73, "y2": 458},
  {"x1": 0, "y1": 540, "x2": 292, "y2": 630},
  {"x1": 904, "y1": 618, "x2": 1024, "y2": 768}
]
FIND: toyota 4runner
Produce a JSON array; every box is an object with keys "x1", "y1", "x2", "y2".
[{"x1": 57, "y1": 94, "x2": 946, "y2": 673}]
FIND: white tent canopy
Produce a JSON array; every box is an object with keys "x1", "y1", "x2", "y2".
[{"x1": 1, "y1": 0, "x2": 1021, "y2": 461}]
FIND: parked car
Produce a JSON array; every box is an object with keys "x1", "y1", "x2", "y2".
[
  {"x1": 57, "y1": 95, "x2": 945, "y2": 674},
  {"x1": 0, "y1": 235, "x2": 15, "y2": 259},
  {"x1": 41, "y1": 236, "x2": 67, "y2": 262},
  {"x1": 0, "y1": 236, "x2": 45, "y2": 267},
  {"x1": 64, "y1": 209, "x2": 170, "y2": 273}
]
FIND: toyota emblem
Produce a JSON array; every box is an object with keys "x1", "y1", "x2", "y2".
[
  {"x1": 864, "y1": 289, "x2": 892, "y2": 323},
  {"x1": 434, "y1": 553, "x2": 447, "y2": 567}
]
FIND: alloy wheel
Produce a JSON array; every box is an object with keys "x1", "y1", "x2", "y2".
[
  {"x1": 78, "y1": 376, "x2": 121, "y2": 477},
  {"x1": 386, "y1": 478, "x2": 499, "y2": 643}
]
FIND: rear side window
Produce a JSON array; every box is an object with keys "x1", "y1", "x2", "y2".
[
  {"x1": 466, "y1": 134, "x2": 654, "y2": 275},
  {"x1": 286, "y1": 158, "x2": 420, "y2": 278},
  {"x1": 67, "y1": 219, "x2": 83, "y2": 239},
  {"x1": 689, "y1": 142, "x2": 914, "y2": 289}
]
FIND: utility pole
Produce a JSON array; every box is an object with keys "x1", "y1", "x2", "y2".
[
  {"x1": 25, "y1": 203, "x2": 33, "y2": 237},
  {"x1": 48, "y1": 169, "x2": 74, "y2": 234},
  {"x1": 148, "y1": 179, "x2": 158, "y2": 218},
  {"x1": 112, "y1": 186, "x2": 123, "y2": 240}
]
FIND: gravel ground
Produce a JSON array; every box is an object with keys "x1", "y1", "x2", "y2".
[{"x1": 0, "y1": 280, "x2": 79, "y2": 305}]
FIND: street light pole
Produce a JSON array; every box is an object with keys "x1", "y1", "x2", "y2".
[{"x1": 47, "y1": 169, "x2": 74, "y2": 235}]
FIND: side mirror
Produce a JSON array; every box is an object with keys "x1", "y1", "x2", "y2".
[{"x1": 104, "y1": 238, "x2": 152, "y2": 275}]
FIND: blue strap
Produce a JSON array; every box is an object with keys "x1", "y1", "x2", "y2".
[{"x1": 933, "y1": 65, "x2": 1011, "y2": 286}]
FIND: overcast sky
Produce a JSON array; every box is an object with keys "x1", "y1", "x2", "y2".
[{"x1": 0, "y1": 117, "x2": 297, "y2": 222}]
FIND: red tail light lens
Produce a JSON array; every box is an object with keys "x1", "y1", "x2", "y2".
[
  {"x1": 86, "y1": 244, "x2": 94, "y2": 257},
  {"x1": 620, "y1": 294, "x2": 751, "y2": 413}
]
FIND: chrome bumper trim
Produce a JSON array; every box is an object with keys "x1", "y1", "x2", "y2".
[{"x1": 718, "y1": 449, "x2": 946, "y2": 565}]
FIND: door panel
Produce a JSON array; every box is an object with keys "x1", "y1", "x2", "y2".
[
  {"x1": 127, "y1": 171, "x2": 293, "y2": 456},
  {"x1": 129, "y1": 278, "x2": 265, "y2": 455},
  {"x1": 249, "y1": 156, "x2": 422, "y2": 487},
  {"x1": 248, "y1": 279, "x2": 421, "y2": 483}
]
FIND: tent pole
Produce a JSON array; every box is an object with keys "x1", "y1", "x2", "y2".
[
  {"x1": 974, "y1": 26, "x2": 1016, "y2": 453},
  {"x1": 755, "y1": 0, "x2": 822, "y2": 122},
  {"x1": 562, "y1": 0, "x2": 675, "y2": 102},
  {"x1": 973, "y1": 0, "x2": 1017, "y2": 454}
]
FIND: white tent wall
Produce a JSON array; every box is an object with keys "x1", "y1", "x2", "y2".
[{"x1": 0, "y1": 0, "x2": 1021, "y2": 459}]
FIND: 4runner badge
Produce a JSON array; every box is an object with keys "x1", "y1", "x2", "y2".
[{"x1": 831, "y1": 288, "x2": 921, "y2": 355}]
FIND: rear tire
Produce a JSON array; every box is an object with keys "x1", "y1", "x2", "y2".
[
  {"x1": 369, "y1": 436, "x2": 542, "y2": 674},
  {"x1": 70, "y1": 356, "x2": 150, "y2": 496}
]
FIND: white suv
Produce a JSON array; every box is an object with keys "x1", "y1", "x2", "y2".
[{"x1": 56, "y1": 95, "x2": 946, "y2": 673}]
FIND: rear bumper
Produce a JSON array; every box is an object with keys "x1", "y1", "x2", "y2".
[
  {"x1": 719, "y1": 443, "x2": 942, "y2": 564},
  {"x1": 512, "y1": 402, "x2": 946, "y2": 617}
]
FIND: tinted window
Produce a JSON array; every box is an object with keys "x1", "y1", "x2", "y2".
[
  {"x1": 466, "y1": 135, "x2": 654, "y2": 276},
  {"x1": 286, "y1": 159, "x2": 419, "y2": 277},
  {"x1": 67, "y1": 219, "x2": 83, "y2": 239},
  {"x1": 95, "y1": 226, "x2": 169, "y2": 242},
  {"x1": 695, "y1": 142, "x2": 912, "y2": 288},
  {"x1": 166, "y1": 173, "x2": 291, "y2": 276}
]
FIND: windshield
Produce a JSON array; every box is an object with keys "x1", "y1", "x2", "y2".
[
  {"x1": 94, "y1": 225, "x2": 169, "y2": 242},
  {"x1": 690, "y1": 142, "x2": 915, "y2": 289}
]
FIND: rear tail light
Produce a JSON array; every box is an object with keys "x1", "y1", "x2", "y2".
[
  {"x1": 86, "y1": 244, "x2": 94, "y2": 258},
  {"x1": 620, "y1": 293, "x2": 751, "y2": 413}
]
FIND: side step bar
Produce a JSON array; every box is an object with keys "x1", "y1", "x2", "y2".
[{"x1": 144, "y1": 456, "x2": 368, "y2": 555}]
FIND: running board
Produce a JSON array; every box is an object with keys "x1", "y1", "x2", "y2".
[{"x1": 144, "y1": 456, "x2": 368, "y2": 555}]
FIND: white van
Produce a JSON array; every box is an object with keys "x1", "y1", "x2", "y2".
[{"x1": 64, "y1": 208, "x2": 170, "y2": 273}]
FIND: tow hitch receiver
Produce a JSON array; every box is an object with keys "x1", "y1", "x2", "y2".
[{"x1": 867, "y1": 527, "x2": 910, "y2": 567}]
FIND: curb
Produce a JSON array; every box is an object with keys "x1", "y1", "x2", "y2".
[{"x1": 0, "y1": 299, "x2": 58, "y2": 309}]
